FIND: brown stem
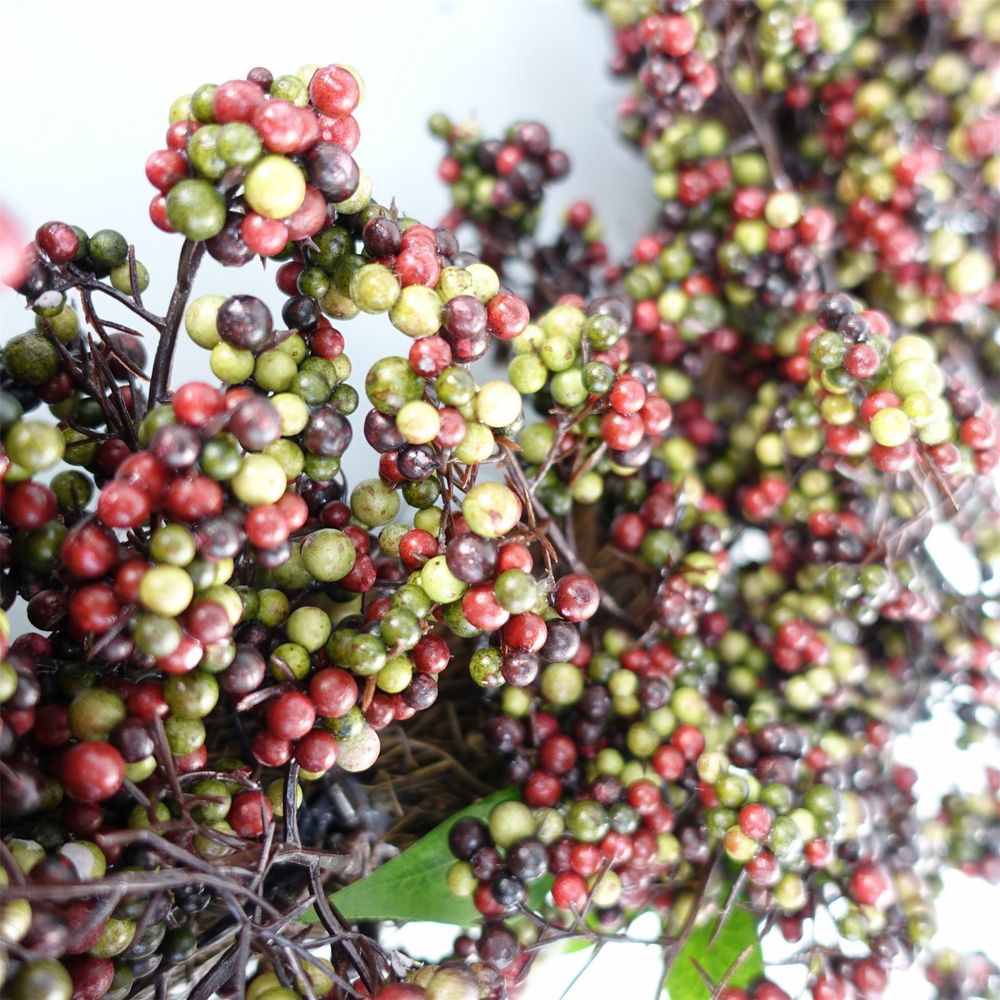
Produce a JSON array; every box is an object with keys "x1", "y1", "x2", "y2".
[
  {"x1": 150, "y1": 238, "x2": 206, "y2": 405},
  {"x1": 61, "y1": 263, "x2": 163, "y2": 328}
]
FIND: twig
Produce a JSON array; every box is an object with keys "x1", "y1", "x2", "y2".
[{"x1": 150, "y1": 238, "x2": 206, "y2": 404}]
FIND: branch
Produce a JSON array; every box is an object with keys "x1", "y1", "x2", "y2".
[{"x1": 150, "y1": 238, "x2": 206, "y2": 405}]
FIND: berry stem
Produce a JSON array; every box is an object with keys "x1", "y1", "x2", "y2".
[{"x1": 150, "y1": 238, "x2": 207, "y2": 405}]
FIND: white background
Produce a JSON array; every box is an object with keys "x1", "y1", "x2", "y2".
[{"x1": 1, "y1": 2, "x2": 997, "y2": 997}]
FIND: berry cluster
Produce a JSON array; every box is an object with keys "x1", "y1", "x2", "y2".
[{"x1": 1, "y1": 2, "x2": 999, "y2": 998}]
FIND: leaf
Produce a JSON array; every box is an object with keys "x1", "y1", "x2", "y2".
[
  {"x1": 665, "y1": 904, "x2": 763, "y2": 1000},
  {"x1": 306, "y1": 786, "x2": 550, "y2": 926}
]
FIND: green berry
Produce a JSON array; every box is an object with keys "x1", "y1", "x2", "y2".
[{"x1": 166, "y1": 179, "x2": 226, "y2": 240}]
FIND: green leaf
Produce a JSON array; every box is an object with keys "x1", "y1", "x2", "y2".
[
  {"x1": 665, "y1": 904, "x2": 763, "y2": 999},
  {"x1": 306, "y1": 786, "x2": 550, "y2": 926}
]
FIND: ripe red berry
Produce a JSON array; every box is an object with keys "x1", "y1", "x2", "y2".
[
  {"x1": 62, "y1": 524, "x2": 119, "y2": 580},
  {"x1": 173, "y1": 381, "x2": 226, "y2": 427},
  {"x1": 738, "y1": 803, "x2": 773, "y2": 841},
  {"x1": 848, "y1": 862, "x2": 889, "y2": 906},
  {"x1": 497, "y1": 542, "x2": 533, "y2": 573},
  {"x1": 145, "y1": 149, "x2": 188, "y2": 192},
  {"x1": 309, "y1": 65, "x2": 361, "y2": 117},
  {"x1": 228, "y1": 791, "x2": 273, "y2": 838},
  {"x1": 266, "y1": 691, "x2": 316, "y2": 741},
  {"x1": 275, "y1": 492, "x2": 309, "y2": 531},
  {"x1": 61, "y1": 742, "x2": 125, "y2": 802},
  {"x1": 241, "y1": 213, "x2": 289, "y2": 257},
  {"x1": 486, "y1": 293, "x2": 530, "y2": 340},
  {"x1": 309, "y1": 668, "x2": 358, "y2": 718},
  {"x1": 318, "y1": 113, "x2": 360, "y2": 152},
  {"x1": 97, "y1": 481, "x2": 151, "y2": 529},
  {"x1": 652, "y1": 744, "x2": 686, "y2": 781},
  {"x1": 551, "y1": 872, "x2": 589, "y2": 911},
  {"x1": 5, "y1": 481, "x2": 58, "y2": 530},
  {"x1": 746, "y1": 850, "x2": 781, "y2": 888},
  {"x1": 412, "y1": 635, "x2": 450, "y2": 674},
  {"x1": 252, "y1": 729, "x2": 292, "y2": 767},
  {"x1": 295, "y1": 729, "x2": 338, "y2": 773},
  {"x1": 502, "y1": 612, "x2": 547, "y2": 652},
  {"x1": 245, "y1": 505, "x2": 290, "y2": 549},
  {"x1": 553, "y1": 573, "x2": 600, "y2": 622},
  {"x1": 65, "y1": 955, "x2": 115, "y2": 1000},
  {"x1": 601, "y1": 410, "x2": 644, "y2": 450},
  {"x1": 35, "y1": 221, "x2": 81, "y2": 262},
  {"x1": 69, "y1": 583, "x2": 121, "y2": 634},
  {"x1": 212, "y1": 79, "x2": 265, "y2": 123},
  {"x1": 539, "y1": 734, "x2": 578, "y2": 775}
]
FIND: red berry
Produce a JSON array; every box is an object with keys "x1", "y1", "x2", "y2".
[
  {"x1": 275, "y1": 492, "x2": 309, "y2": 531},
  {"x1": 309, "y1": 65, "x2": 361, "y2": 117},
  {"x1": 158, "y1": 634, "x2": 203, "y2": 675},
  {"x1": 486, "y1": 293, "x2": 530, "y2": 340},
  {"x1": 661, "y1": 15, "x2": 696, "y2": 56},
  {"x1": 69, "y1": 584, "x2": 121, "y2": 634},
  {"x1": 502, "y1": 612, "x2": 547, "y2": 652},
  {"x1": 318, "y1": 113, "x2": 360, "y2": 152},
  {"x1": 399, "y1": 529, "x2": 438, "y2": 570},
  {"x1": 848, "y1": 862, "x2": 889, "y2": 906},
  {"x1": 173, "y1": 381, "x2": 225, "y2": 427},
  {"x1": 640, "y1": 396, "x2": 672, "y2": 435},
  {"x1": 212, "y1": 79, "x2": 265, "y2": 124},
  {"x1": 245, "y1": 505, "x2": 290, "y2": 548},
  {"x1": 738, "y1": 803, "x2": 773, "y2": 840},
  {"x1": 185, "y1": 601, "x2": 231, "y2": 644},
  {"x1": 145, "y1": 149, "x2": 188, "y2": 192},
  {"x1": 652, "y1": 744, "x2": 686, "y2": 781},
  {"x1": 165, "y1": 474, "x2": 224, "y2": 522},
  {"x1": 409, "y1": 335, "x2": 452, "y2": 378},
  {"x1": 309, "y1": 668, "x2": 358, "y2": 718},
  {"x1": 5, "y1": 482, "x2": 57, "y2": 530},
  {"x1": 228, "y1": 791, "x2": 273, "y2": 837},
  {"x1": 745, "y1": 850, "x2": 781, "y2": 888},
  {"x1": 35, "y1": 221, "x2": 81, "y2": 263},
  {"x1": 522, "y1": 770, "x2": 562, "y2": 808},
  {"x1": 116, "y1": 452, "x2": 169, "y2": 500},
  {"x1": 611, "y1": 512, "x2": 646, "y2": 552},
  {"x1": 627, "y1": 779, "x2": 661, "y2": 815},
  {"x1": 859, "y1": 389, "x2": 901, "y2": 424},
  {"x1": 252, "y1": 728, "x2": 292, "y2": 767},
  {"x1": 241, "y1": 213, "x2": 289, "y2": 257},
  {"x1": 539, "y1": 734, "x2": 578, "y2": 775},
  {"x1": 129, "y1": 680, "x2": 168, "y2": 720},
  {"x1": 601, "y1": 410, "x2": 644, "y2": 450},
  {"x1": 252, "y1": 99, "x2": 309, "y2": 153},
  {"x1": 62, "y1": 524, "x2": 118, "y2": 579},
  {"x1": 66, "y1": 955, "x2": 115, "y2": 1000},
  {"x1": 97, "y1": 481, "x2": 151, "y2": 529},
  {"x1": 497, "y1": 542, "x2": 533, "y2": 573},
  {"x1": 166, "y1": 119, "x2": 199, "y2": 151},
  {"x1": 62, "y1": 742, "x2": 125, "y2": 802},
  {"x1": 175, "y1": 744, "x2": 208, "y2": 774},
  {"x1": 284, "y1": 186, "x2": 327, "y2": 240},
  {"x1": 412, "y1": 635, "x2": 450, "y2": 674},
  {"x1": 463, "y1": 584, "x2": 510, "y2": 630},
  {"x1": 553, "y1": 573, "x2": 600, "y2": 621},
  {"x1": 671, "y1": 724, "x2": 705, "y2": 761},
  {"x1": 552, "y1": 871, "x2": 589, "y2": 910},
  {"x1": 341, "y1": 553, "x2": 377, "y2": 592},
  {"x1": 266, "y1": 691, "x2": 316, "y2": 741},
  {"x1": 295, "y1": 729, "x2": 338, "y2": 772},
  {"x1": 844, "y1": 342, "x2": 881, "y2": 380}
]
